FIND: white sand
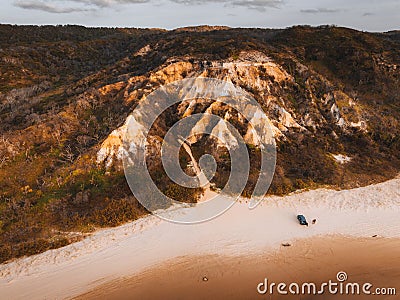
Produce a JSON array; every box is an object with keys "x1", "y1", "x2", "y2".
[
  {"x1": 331, "y1": 153, "x2": 351, "y2": 164},
  {"x1": 0, "y1": 177, "x2": 399, "y2": 300}
]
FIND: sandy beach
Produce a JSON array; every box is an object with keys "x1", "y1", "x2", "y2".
[
  {"x1": 0, "y1": 177, "x2": 399, "y2": 299},
  {"x1": 77, "y1": 236, "x2": 400, "y2": 299}
]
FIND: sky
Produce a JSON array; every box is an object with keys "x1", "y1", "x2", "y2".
[{"x1": 0, "y1": 0, "x2": 399, "y2": 31}]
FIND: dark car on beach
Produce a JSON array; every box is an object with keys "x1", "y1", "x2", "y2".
[{"x1": 297, "y1": 215, "x2": 308, "y2": 226}]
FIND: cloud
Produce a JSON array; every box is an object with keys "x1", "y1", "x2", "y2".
[
  {"x1": 170, "y1": 0, "x2": 283, "y2": 10},
  {"x1": 300, "y1": 8, "x2": 341, "y2": 14},
  {"x1": 69, "y1": 0, "x2": 149, "y2": 8},
  {"x1": 14, "y1": 0, "x2": 93, "y2": 13},
  {"x1": 362, "y1": 12, "x2": 374, "y2": 16},
  {"x1": 14, "y1": 0, "x2": 150, "y2": 13},
  {"x1": 231, "y1": 0, "x2": 283, "y2": 10},
  {"x1": 14, "y1": 0, "x2": 282, "y2": 13}
]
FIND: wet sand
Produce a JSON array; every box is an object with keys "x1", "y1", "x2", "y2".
[{"x1": 77, "y1": 236, "x2": 400, "y2": 300}]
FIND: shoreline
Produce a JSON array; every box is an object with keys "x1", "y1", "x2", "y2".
[
  {"x1": 0, "y1": 177, "x2": 399, "y2": 299},
  {"x1": 76, "y1": 235, "x2": 400, "y2": 299}
]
